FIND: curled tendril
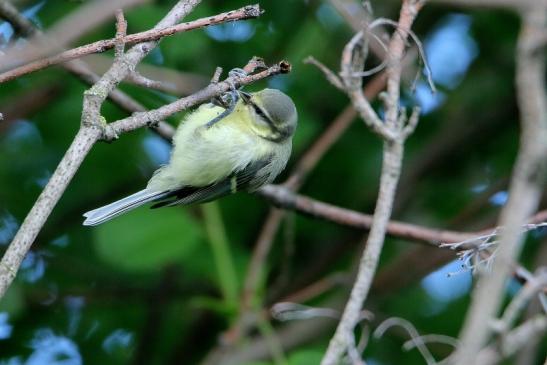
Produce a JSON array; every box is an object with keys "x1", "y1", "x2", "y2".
[
  {"x1": 374, "y1": 317, "x2": 457, "y2": 365},
  {"x1": 368, "y1": 18, "x2": 436, "y2": 93}
]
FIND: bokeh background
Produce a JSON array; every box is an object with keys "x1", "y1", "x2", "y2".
[{"x1": 0, "y1": 0, "x2": 545, "y2": 364}]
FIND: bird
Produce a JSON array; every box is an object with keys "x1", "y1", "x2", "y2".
[{"x1": 83, "y1": 88, "x2": 297, "y2": 226}]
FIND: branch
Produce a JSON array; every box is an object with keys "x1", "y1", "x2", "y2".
[
  {"x1": 452, "y1": 4, "x2": 547, "y2": 364},
  {"x1": 514, "y1": 243, "x2": 547, "y2": 365},
  {"x1": 321, "y1": 1, "x2": 425, "y2": 363},
  {"x1": 257, "y1": 185, "x2": 473, "y2": 245},
  {"x1": 327, "y1": 0, "x2": 388, "y2": 59},
  {"x1": 257, "y1": 185, "x2": 547, "y2": 249},
  {"x1": 0, "y1": 4, "x2": 262, "y2": 83},
  {"x1": 340, "y1": 31, "x2": 393, "y2": 140}
]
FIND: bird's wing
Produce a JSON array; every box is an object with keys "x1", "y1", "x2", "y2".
[{"x1": 150, "y1": 155, "x2": 274, "y2": 209}]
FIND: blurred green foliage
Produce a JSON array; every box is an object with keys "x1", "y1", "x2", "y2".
[{"x1": 0, "y1": 1, "x2": 545, "y2": 364}]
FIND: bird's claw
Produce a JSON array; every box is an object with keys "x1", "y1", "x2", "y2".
[
  {"x1": 207, "y1": 68, "x2": 253, "y2": 128},
  {"x1": 228, "y1": 67, "x2": 248, "y2": 80}
]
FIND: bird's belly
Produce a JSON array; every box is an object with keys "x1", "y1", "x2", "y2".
[{"x1": 150, "y1": 122, "x2": 267, "y2": 190}]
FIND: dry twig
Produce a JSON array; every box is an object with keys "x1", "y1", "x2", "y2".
[
  {"x1": 0, "y1": 4, "x2": 263, "y2": 83},
  {"x1": 374, "y1": 317, "x2": 455, "y2": 365},
  {"x1": 258, "y1": 185, "x2": 547, "y2": 253}
]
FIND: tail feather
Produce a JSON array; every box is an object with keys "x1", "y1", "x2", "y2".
[{"x1": 83, "y1": 189, "x2": 169, "y2": 226}]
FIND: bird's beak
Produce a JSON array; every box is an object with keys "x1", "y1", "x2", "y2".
[{"x1": 238, "y1": 91, "x2": 252, "y2": 104}]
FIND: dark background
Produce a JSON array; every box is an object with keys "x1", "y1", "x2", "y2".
[{"x1": 0, "y1": 0, "x2": 544, "y2": 364}]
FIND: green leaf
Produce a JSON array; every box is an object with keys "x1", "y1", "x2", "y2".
[{"x1": 94, "y1": 206, "x2": 203, "y2": 272}]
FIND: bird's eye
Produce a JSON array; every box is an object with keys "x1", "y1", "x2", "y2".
[{"x1": 252, "y1": 104, "x2": 268, "y2": 120}]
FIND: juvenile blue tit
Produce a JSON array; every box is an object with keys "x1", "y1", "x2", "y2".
[{"x1": 83, "y1": 88, "x2": 297, "y2": 226}]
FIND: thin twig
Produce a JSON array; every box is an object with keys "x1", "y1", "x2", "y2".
[
  {"x1": 402, "y1": 334, "x2": 459, "y2": 352},
  {"x1": 126, "y1": 70, "x2": 169, "y2": 90},
  {"x1": 0, "y1": 4, "x2": 263, "y2": 83},
  {"x1": 327, "y1": 0, "x2": 388, "y2": 59},
  {"x1": 303, "y1": 56, "x2": 344, "y2": 91},
  {"x1": 340, "y1": 31, "x2": 394, "y2": 140},
  {"x1": 257, "y1": 185, "x2": 473, "y2": 245},
  {"x1": 210, "y1": 66, "x2": 223, "y2": 83},
  {"x1": 63, "y1": 60, "x2": 176, "y2": 141},
  {"x1": 257, "y1": 185, "x2": 547, "y2": 250},
  {"x1": 114, "y1": 9, "x2": 127, "y2": 58},
  {"x1": 374, "y1": 317, "x2": 439, "y2": 365},
  {"x1": 271, "y1": 302, "x2": 340, "y2": 321},
  {"x1": 368, "y1": 17, "x2": 435, "y2": 92}
]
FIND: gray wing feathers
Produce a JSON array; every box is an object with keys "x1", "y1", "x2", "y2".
[
  {"x1": 82, "y1": 189, "x2": 168, "y2": 226},
  {"x1": 158, "y1": 180, "x2": 235, "y2": 208},
  {"x1": 83, "y1": 153, "x2": 282, "y2": 225},
  {"x1": 150, "y1": 155, "x2": 274, "y2": 208}
]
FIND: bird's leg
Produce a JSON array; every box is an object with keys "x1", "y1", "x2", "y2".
[
  {"x1": 205, "y1": 93, "x2": 239, "y2": 128},
  {"x1": 206, "y1": 68, "x2": 250, "y2": 128}
]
